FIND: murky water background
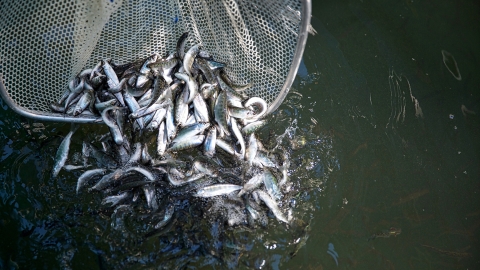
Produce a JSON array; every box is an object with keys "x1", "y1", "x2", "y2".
[{"x1": 1, "y1": 0, "x2": 479, "y2": 269}]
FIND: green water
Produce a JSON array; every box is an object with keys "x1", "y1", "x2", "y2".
[{"x1": 1, "y1": 0, "x2": 479, "y2": 269}]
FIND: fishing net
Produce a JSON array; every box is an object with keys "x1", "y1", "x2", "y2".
[{"x1": 0, "y1": 0, "x2": 310, "y2": 123}]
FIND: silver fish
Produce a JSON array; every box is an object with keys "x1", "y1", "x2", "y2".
[
  {"x1": 102, "y1": 192, "x2": 131, "y2": 207},
  {"x1": 242, "y1": 120, "x2": 266, "y2": 135},
  {"x1": 95, "y1": 99, "x2": 117, "y2": 112},
  {"x1": 168, "y1": 135, "x2": 205, "y2": 152},
  {"x1": 154, "y1": 204, "x2": 175, "y2": 229},
  {"x1": 89, "y1": 60, "x2": 103, "y2": 80},
  {"x1": 123, "y1": 91, "x2": 144, "y2": 129},
  {"x1": 103, "y1": 60, "x2": 120, "y2": 89},
  {"x1": 52, "y1": 124, "x2": 78, "y2": 177},
  {"x1": 125, "y1": 142, "x2": 142, "y2": 167},
  {"x1": 253, "y1": 151, "x2": 277, "y2": 168},
  {"x1": 228, "y1": 107, "x2": 253, "y2": 119},
  {"x1": 254, "y1": 190, "x2": 288, "y2": 224},
  {"x1": 193, "y1": 161, "x2": 217, "y2": 177},
  {"x1": 89, "y1": 168, "x2": 124, "y2": 191},
  {"x1": 175, "y1": 72, "x2": 198, "y2": 104},
  {"x1": 263, "y1": 169, "x2": 281, "y2": 200},
  {"x1": 129, "y1": 102, "x2": 170, "y2": 120},
  {"x1": 165, "y1": 101, "x2": 176, "y2": 141},
  {"x1": 172, "y1": 123, "x2": 210, "y2": 144},
  {"x1": 237, "y1": 173, "x2": 264, "y2": 197},
  {"x1": 183, "y1": 44, "x2": 201, "y2": 76},
  {"x1": 246, "y1": 133, "x2": 258, "y2": 166},
  {"x1": 244, "y1": 97, "x2": 267, "y2": 120},
  {"x1": 230, "y1": 117, "x2": 245, "y2": 159},
  {"x1": 141, "y1": 143, "x2": 152, "y2": 165},
  {"x1": 175, "y1": 85, "x2": 190, "y2": 127},
  {"x1": 72, "y1": 90, "x2": 93, "y2": 116},
  {"x1": 278, "y1": 155, "x2": 290, "y2": 187},
  {"x1": 125, "y1": 166, "x2": 155, "y2": 181},
  {"x1": 176, "y1": 32, "x2": 188, "y2": 60},
  {"x1": 214, "y1": 91, "x2": 230, "y2": 136},
  {"x1": 139, "y1": 53, "x2": 159, "y2": 74},
  {"x1": 143, "y1": 185, "x2": 159, "y2": 211},
  {"x1": 194, "y1": 184, "x2": 242, "y2": 197},
  {"x1": 215, "y1": 138, "x2": 236, "y2": 156},
  {"x1": 193, "y1": 93, "x2": 210, "y2": 123},
  {"x1": 203, "y1": 126, "x2": 217, "y2": 157},
  {"x1": 147, "y1": 107, "x2": 167, "y2": 131},
  {"x1": 200, "y1": 83, "x2": 217, "y2": 99},
  {"x1": 63, "y1": 164, "x2": 88, "y2": 171},
  {"x1": 76, "y1": 168, "x2": 107, "y2": 194},
  {"x1": 156, "y1": 121, "x2": 167, "y2": 156}
]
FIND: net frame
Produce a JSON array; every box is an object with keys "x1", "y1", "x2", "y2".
[{"x1": 0, "y1": 0, "x2": 311, "y2": 123}]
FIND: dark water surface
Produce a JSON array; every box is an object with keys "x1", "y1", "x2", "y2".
[{"x1": 1, "y1": 0, "x2": 479, "y2": 269}]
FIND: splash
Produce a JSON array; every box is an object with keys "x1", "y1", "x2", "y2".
[{"x1": 386, "y1": 69, "x2": 423, "y2": 129}]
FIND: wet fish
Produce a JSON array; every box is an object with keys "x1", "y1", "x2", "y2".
[
  {"x1": 238, "y1": 173, "x2": 264, "y2": 197},
  {"x1": 254, "y1": 190, "x2": 288, "y2": 224},
  {"x1": 194, "y1": 184, "x2": 242, "y2": 197},
  {"x1": 263, "y1": 169, "x2": 281, "y2": 200},
  {"x1": 52, "y1": 124, "x2": 78, "y2": 177},
  {"x1": 168, "y1": 135, "x2": 205, "y2": 152},
  {"x1": 76, "y1": 168, "x2": 107, "y2": 194}
]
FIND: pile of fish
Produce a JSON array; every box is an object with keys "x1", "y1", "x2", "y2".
[{"x1": 50, "y1": 33, "x2": 294, "y2": 237}]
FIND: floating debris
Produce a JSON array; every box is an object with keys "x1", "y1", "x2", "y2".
[{"x1": 368, "y1": 227, "x2": 401, "y2": 241}]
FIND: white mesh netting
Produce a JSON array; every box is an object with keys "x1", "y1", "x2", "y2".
[{"x1": 0, "y1": 0, "x2": 309, "y2": 121}]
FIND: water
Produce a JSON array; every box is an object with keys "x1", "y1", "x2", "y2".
[{"x1": 1, "y1": 0, "x2": 479, "y2": 269}]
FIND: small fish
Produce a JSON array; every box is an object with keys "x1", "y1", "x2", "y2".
[
  {"x1": 103, "y1": 60, "x2": 120, "y2": 89},
  {"x1": 183, "y1": 44, "x2": 201, "y2": 76},
  {"x1": 125, "y1": 166, "x2": 155, "y2": 182},
  {"x1": 102, "y1": 192, "x2": 131, "y2": 207},
  {"x1": 263, "y1": 169, "x2": 281, "y2": 200},
  {"x1": 63, "y1": 164, "x2": 88, "y2": 171},
  {"x1": 175, "y1": 72, "x2": 198, "y2": 104},
  {"x1": 230, "y1": 117, "x2": 245, "y2": 159},
  {"x1": 176, "y1": 32, "x2": 188, "y2": 60},
  {"x1": 168, "y1": 135, "x2": 205, "y2": 152},
  {"x1": 194, "y1": 184, "x2": 242, "y2": 197},
  {"x1": 203, "y1": 127, "x2": 217, "y2": 157},
  {"x1": 246, "y1": 133, "x2": 258, "y2": 166},
  {"x1": 254, "y1": 190, "x2": 288, "y2": 224},
  {"x1": 172, "y1": 123, "x2": 210, "y2": 144},
  {"x1": 52, "y1": 124, "x2": 78, "y2": 177},
  {"x1": 156, "y1": 121, "x2": 167, "y2": 156},
  {"x1": 89, "y1": 168, "x2": 124, "y2": 191},
  {"x1": 242, "y1": 120, "x2": 266, "y2": 135},
  {"x1": 215, "y1": 138, "x2": 236, "y2": 156},
  {"x1": 76, "y1": 168, "x2": 107, "y2": 194},
  {"x1": 193, "y1": 93, "x2": 210, "y2": 123},
  {"x1": 244, "y1": 97, "x2": 268, "y2": 120},
  {"x1": 154, "y1": 204, "x2": 175, "y2": 229},
  {"x1": 238, "y1": 173, "x2": 264, "y2": 197}
]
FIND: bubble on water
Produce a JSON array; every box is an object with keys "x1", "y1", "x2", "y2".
[{"x1": 449, "y1": 114, "x2": 454, "y2": 119}]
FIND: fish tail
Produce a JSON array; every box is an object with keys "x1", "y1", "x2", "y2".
[{"x1": 70, "y1": 123, "x2": 80, "y2": 133}]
